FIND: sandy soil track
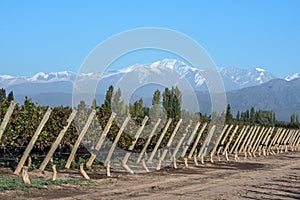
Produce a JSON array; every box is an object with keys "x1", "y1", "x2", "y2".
[{"x1": 1, "y1": 152, "x2": 300, "y2": 200}]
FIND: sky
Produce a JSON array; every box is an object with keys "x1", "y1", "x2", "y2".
[{"x1": 0, "y1": 1, "x2": 299, "y2": 78}]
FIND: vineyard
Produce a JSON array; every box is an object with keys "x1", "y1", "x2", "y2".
[{"x1": 0, "y1": 97, "x2": 300, "y2": 184}]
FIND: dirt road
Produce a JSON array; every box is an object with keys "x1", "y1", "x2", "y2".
[{"x1": 2, "y1": 152, "x2": 300, "y2": 200}]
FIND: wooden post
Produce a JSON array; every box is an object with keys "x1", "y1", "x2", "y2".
[
  {"x1": 157, "y1": 119, "x2": 182, "y2": 170},
  {"x1": 251, "y1": 127, "x2": 265, "y2": 152},
  {"x1": 247, "y1": 126, "x2": 261, "y2": 152},
  {"x1": 86, "y1": 112, "x2": 116, "y2": 168},
  {"x1": 171, "y1": 120, "x2": 192, "y2": 160},
  {"x1": 221, "y1": 125, "x2": 234, "y2": 146},
  {"x1": 80, "y1": 163, "x2": 90, "y2": 180},
  {"x1": 188, "y1": 123, "x2": 207, "y2": 159},
  {"x1": 198, "y1": 125, "x2": 216, "y2": 158},
  {"x1": 239, "y1": 126, "x2": 254, "y2": 153},
  {"x1": 181, "y1": 122, "x2": 201, "y2": 158},
  {"x1": 14, "y1": 108, "x2": 52, "y2": 174},
  {"x1": 210, "y1": 124, "x2": 229, "y2": 162},
  {"x1": 229, "y1": 126, "x2": 248, "y2": 153},
  {"x1": 65, "y1": 110, "x2": 96, "y2": 169},
  {"x1": 39, "y1": 109, "x2": 77, "y2": 171},
  {"x1": 122, "y1": 116, "x2": 149, "y2": 173},
  {"x1": 148, "y1": 118, "x2": 172, "y2": 163},
  {"x1": 291, "y1": 130, "x2": 300, "y2": 149},
  {"x1": 222, "y1": 125, "x2": 239, "y2": 155},
  {"x1": 136, "y1": 118, "x2": 161, "y2": 164},
  {"x1": 104, "y1": 114, "x2": 131, "y2": 166},
  {"x1": 0, "y1": 101, "x2": 16, "y2": 140},
  {"x1": 243, "y1": 126, "x2": 258, "y2": 153}
]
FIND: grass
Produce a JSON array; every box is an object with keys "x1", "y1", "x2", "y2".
[{"x1": 0, "y1": 177, "x2": 98, "y2": 191}]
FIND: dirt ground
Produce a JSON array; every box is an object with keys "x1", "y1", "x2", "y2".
[{"x1": 1, "y1": 151, "x2": 300, "y2": 200}]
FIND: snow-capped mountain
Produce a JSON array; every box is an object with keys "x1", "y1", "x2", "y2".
[
  {"x1": 285, "y1": 73, "x2": 300, "y2": 81},
  {"x1": 0, "y1": 59, "x2": 279, "y2": 92}
]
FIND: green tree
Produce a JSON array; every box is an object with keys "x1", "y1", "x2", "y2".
[
  {"x1": 151, "y1": 89, "x2": 161, "y2": 118},
  {"x1": 225, "y1": 104, "x2": 233, "y2": 123},
  {"x1": 236, "y1": 111, "x2": 240, "y2": 121},
  {"x1": 250, "y1": 107, "x2": 255, "y2": 123},
  {"x1": 102, "y1": 85, "x2": 114, "y2": 113},
  {"x1": 0, "y1": 88, "x2": 6, "y2": 102}
]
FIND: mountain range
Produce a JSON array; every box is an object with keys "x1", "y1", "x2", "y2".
[{"x1": 0, "y1": 59, "x2": 299, "y2": 121}]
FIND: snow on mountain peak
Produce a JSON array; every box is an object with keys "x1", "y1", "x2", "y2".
[
  {"x1": 255, "y1": 67, "x2": 265, "y2": 72},
  {"x1": 285, "y1": 73, "x2": 300, "y2": 81}
]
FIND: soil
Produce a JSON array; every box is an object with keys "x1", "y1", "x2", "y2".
[{"x1": 1, "y1": 151, "x2": 300, "y2": 200}]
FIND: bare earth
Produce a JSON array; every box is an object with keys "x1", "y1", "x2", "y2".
[{"x1": 1, "y1": 151, "x2": 300, "y2": 200}]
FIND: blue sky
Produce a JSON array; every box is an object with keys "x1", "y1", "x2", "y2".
[{"x1": 0, "y1": 1, "x2": 299, "y2": 77}]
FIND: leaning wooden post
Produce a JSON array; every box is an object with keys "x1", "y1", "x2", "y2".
[
  {"x1": 0, "y1": 101, "x2": 16, "y2": 140},
  {"x1": 171, "y1": 120, "x2": 192, "y2": 161},
  {"x1": 157, "y1": 119, "x2": 182, "y2": 170},
  {"x1": 247, "y1": 126, "x2": 261, "y2": 153},
  {"x1": 65, "y1": 110, "x2": 96, "y2": 169},
  {"x1": 232, "y1": 126, "x2": 250, "y2": 159},
  {"x1": 39, "y1": 109, "x2": 77, "y2": 171},
  {"x1": 180, "y1": 122, "x2": 201, "y2": 158},
  {"x1": 288, "y1": 130, "x2": 298, "y2": 150},
  {"x1": 238, "y1": 126, "x2": 254, "y2": 153},
  {"x1": 251, "y1": 127, "x2": 265, "y2": 152},
  {"x1": 122, "y1": 116, "x2": 149, "y2": 174},
  {"x1": 148, "y1": 118, "x2": 172, "y2": 163},
  {"x1": 136, "y1": 118, "x2": 161, "y2": 164},
  {"x1": 86, "y1": 112, "x2": 116, "y2": 168},
  {"x1": 291, "y1": 130, "x2": 300, "y2": 150},
  {"x1": 14, "y1": 108, "x2": 52, "y2": 175},
  {"x1": 222, "y1": 125, "x2": 239, "y2": 157},
  {"x1": 210, "y1": 124, "x2": 229, "y2": 163},
  {"x1": 258, "y1": 127, "x2": 273, "y2": 155},
  {"x1": 284, "y1": 129, "x2": 294, "y2": 152},
  {"x1": 243, "y1": 126, "x2": 259, "y2": 157},
  {"x1": 229, "y1": 126, "x2": 246, "y2": 154},
  {"x1": 104, "y1": 114, "x2": 131, "y2": 166},
  {"x1": 198, "y1": 125, "x2": 216, "y2": 158},
  {"x1": 267, "y1": 127, "x2": 280, "y2": 152},
  {"x1": 262, "y1": 127, "x2": 274, "y2": 156},
  {"x1": 218, "y1": 124, "x2": 234, "y2": 156},
  {"x1": 188, "y1": 123, "x2": 207, "y2": 159}
]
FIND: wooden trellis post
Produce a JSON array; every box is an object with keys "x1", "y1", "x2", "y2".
[
  {"x1": 229, "y1": 126, "x2": 246, "y2": 154},
  {"x1": 188, "y1": 123, "x2": 207, "y2": 159},
  {"x1": 86, "y1": 112, "x2": 116, "y2": 168},
  {"x1": 14, "y1": 108, "x2": 52, "y2": 174},
  {"x1": 180, "y1": 122, "x2": 201, "y2": 158},
  {"x1": 198, "y1": 125, "x2": 216, "y2": 158},
  {"x1": 104, "y1": 114, "x2": 131, "y2": 166},
  {"x1": 0, "y1": 101, "x2": 16, "y2": 140},
  {"x1": 251, "y1": 127, "x2": 265, "y2": 152},
  {"x1": 122, "y1": 116, "x2": 149, "y2": 173},
  {"x1": 238, "y1": 126, "x2": 255, "y2": 153},
  {"x1": 65, "y1": 110, "x2": 96, "y2": 169},
  {"x1": 222, "y1": 125, "x2": 239, "y2": 156},
  {"x1": 39, "y1": 109, "x2": 77, "y2": 171},
  {"x1": 136, "y1": 118, "x2": 161, "y2": 164},
  {"x1": 171, "y1": 120, "x2": 192, "y2": 160},
  {"x1": 209, "y1": 124, "x2": 229, "y2": 162},
  {"x1": 157, "y1": 119, "x2": 182, "y2": 170},
  {"x1": 243, "y1": 126, "x2": 259, "y2": 156},
  {"x1": 148, "y1": 118, "x2": 172, "y2": 163}
]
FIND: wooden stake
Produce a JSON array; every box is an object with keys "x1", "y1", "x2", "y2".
[
  {"x1": 39, "y1": 109, "x2": 77, "y2": 171},
  {"x1": 86, "y1": 112, "x2": 116, "y2": 168},
  {"x1": 104, "y1": 115, "x2": 131, "y2": 166},
  {"x1": 0, "y1": 101, "x2": 16, "y2": 140},
  {"x1": 80, "y1": 163, "x2": 90, "y2": 180},
  {"x1": 14, "y1": 108, "x2": 52, "y2": 174},
  {"x1": 52, "y1": 165, "x2": 57, "y2": 181},
  {"x1": 136, "y1": 118, "x2": 161, "y2": 164},
  {"x1": 122, "y1": 116, "x2": 149, "y2": 173},
  {"x1": 181, "y1": 122, "x2": 201, "y2": 158},
  {"x1": 65, "y1": 110, "x2": 96, "y2": 169},
  {"x1": 22, "y1": 166, "x2": 31, "y2": 184},
  {"x1": 148, "y1": 118, "x2": 172, "y2": 163}
]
